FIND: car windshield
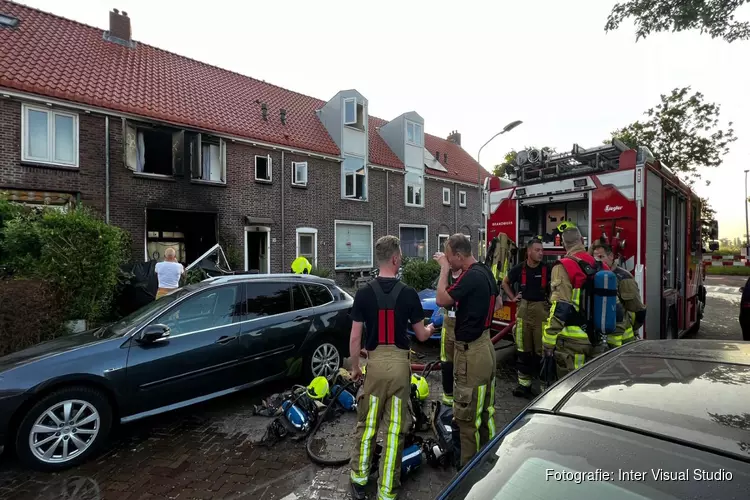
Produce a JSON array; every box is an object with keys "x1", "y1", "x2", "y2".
[
  {"x1": 443, "y1": 413, "x2": 750, "y2": 500},
  {"x1": 97, "y1": 285, "x2": 198, "y2": 338}
]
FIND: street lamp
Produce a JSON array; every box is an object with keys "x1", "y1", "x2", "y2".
[
  {"x1": 745, "y1": 170, "x2": 749, "y2": 254},
  {"x1": 477, "y1": 120, "x2": 523, "y2": 257}
]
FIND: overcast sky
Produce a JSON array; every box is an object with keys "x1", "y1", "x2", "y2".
[{"x1": 18, "y1": 0, "x2": 750, "y2": 239}]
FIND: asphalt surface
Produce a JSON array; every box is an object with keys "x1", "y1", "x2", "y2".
[{"x1": 0, "y1": 280, "x2": 745, "y2": 500}]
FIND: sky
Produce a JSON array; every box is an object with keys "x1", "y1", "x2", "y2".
[{"x1": 15, "y1": 0, "x2": 750, "y2": 239}]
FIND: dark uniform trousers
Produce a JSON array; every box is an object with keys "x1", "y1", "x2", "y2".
[{"x1": 453, "y1": 330, "x2": 497, "y2": 467}]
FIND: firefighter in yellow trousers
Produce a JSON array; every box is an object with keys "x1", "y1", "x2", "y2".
[
  {"x1": 542, "y1": 227, "x2": 608, "y2": 378},
  {"x1": 592, "y1": 244, "x2": 647, "y2": 348},
  {"x1": 439, "y1": 268, "x2": 462, "y2": 406}
]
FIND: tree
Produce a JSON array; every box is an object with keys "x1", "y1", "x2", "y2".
[
  {"x1": 605, "y1": 0, "x2": 750, "y2": 43},
  {"x1": 609, "y1": 87, "x2": 736, "y2": 186},
  {"x1": 493, "y1": 147, "x2": 556, "y2": 178},
  {"x1": 700, "y1": 197, "x2": 717, "y2": 244}
]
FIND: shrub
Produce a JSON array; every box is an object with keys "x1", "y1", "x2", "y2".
[
  {"x1": 2, "y1": 207, "x2": 130, "y2": 324},
  {"x1": 0, "y1": 278, "x2": 68, "y2": 356},
  {"x1": 309, "y1": 266, "x2": 332, "y2": 278},
  {"x1": 182, "y1": 267, "x2": 209, "y2": 285},
  {"x1": 402, "y1": 259, "x2": 440, "y2": 291}
]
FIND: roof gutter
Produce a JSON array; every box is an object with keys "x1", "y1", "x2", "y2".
[
  {"x1": 0, "y1": 88, "x2": 342, "y2": 162},
  {"x1": 424, "y1": 173, "x2": 481, "y2": 188}
]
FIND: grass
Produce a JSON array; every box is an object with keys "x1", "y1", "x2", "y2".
[{"x1": 705, "y1": 266, "x2": 750, "y2": 276}]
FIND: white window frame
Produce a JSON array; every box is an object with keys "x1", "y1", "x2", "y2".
[
  {"x1": 255, "y1": 154, "x2": 273, "y2": 182},
  {"x1": 21, "y1": 104, "x2": 79, "y2": 167},
  {"x1": 342, "y1": 155, "x2": 367, "y2": 201},
  {"x1": 442, "y1": 187, "x2": 451, "y2": 206},
  {"x1": 399, "y1": 224, "x2": 429, "y2": 261},
  {"x1": 196, "y1": 136, "x2": 227, "y2": 183},
  {"x1": 405, "y1": 167, "x2": 424, "y2": 208},
  {"x1": 292, "y1": 161, "x2": 308, "y2": 186},
  {"x1": 438, "y1": 233, "x2": 450, "y2": 252},
  {"x1": 334, "y1": 220, "x2": 374, "y2": 270},
  {"x1": 459, "y1": 190, "x2": 467, "y2": 208},
  {"x1": 344, "y1": 97, "x2": 357, "y2": 125},
  {"x1": 406, "y1": 120, "x2": 423, "y2": 147},
  {"x1": 296, "y1": 227, "x2": 318, "y2": 266}
]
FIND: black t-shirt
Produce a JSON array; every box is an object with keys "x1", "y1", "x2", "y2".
[
  {"x1": 447, "y1": 263, "x2": 500, "y2": 342},
  {"x1": 351, "y1": 278, "x2": 423, "y2": 351},
  {"x1": 506, "y1": 262, "x2": 550, "y2": 302}
]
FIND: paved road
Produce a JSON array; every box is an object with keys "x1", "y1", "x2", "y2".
[{"x1": 0, "y1": 282, "x2": 744, "y2": 500}]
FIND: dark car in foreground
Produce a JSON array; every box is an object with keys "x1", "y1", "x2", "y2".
[
  {"x1": 439, "y1": 340, "x2": 750, "y2": 499},
  {"x1": 0, "y1": 274, "x2": 353, "y2": 471}
]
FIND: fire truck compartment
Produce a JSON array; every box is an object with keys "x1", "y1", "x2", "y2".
[{"x1": 518, "y1": 197, "x2": 589, "y2": 250}]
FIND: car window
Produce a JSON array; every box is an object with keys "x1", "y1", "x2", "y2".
[
  {"x1": 155, "y1": 285, "x2": 240, "y2": 335},
  {"x1": 106, "y1": 285, "x2": 198, "y2": 337},
  {"x1": 245, "y1": 282, "x2": 292, "y2": 319},
  {"x1": 305, "y1": 284, "x2": 334, "y2": 306},
  {"x1": 292, "y1": 284, "x2": 311, "y2": 311}
]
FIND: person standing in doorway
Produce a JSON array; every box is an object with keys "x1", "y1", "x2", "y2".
[
  {"x1": 502, "y1": 238, "x2": 550, "y2": 398},
  {"x1": 348, "y1": 236, "x2": 434, "y2": 500},
  {"x1": 155, "y1": 247, "x2": 184, "y2": 299},
  {"x1": 434, "y1": 234, "x2": 500, "y2": 468}
]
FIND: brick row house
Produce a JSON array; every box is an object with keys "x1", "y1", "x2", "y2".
[{"x1": 0, "y1": 2, "x2": 490, "y2": 285}]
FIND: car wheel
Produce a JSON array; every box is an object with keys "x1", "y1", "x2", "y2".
[
  {"x1": 304, "y1": 338, "x2": 342, "y2": 381},
  {"x1": 15, "y1": 386, "x2": 112, "y2": 472}
]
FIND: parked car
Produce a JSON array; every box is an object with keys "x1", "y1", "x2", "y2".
[
  {"x1": 408, "y1": 277, "x2": 442, "y2": 340},
  {"x1": 0, "y1": 274, "x2": 353, "y2": 471},
  {"x1": 438, "y1": 339, "x2": 750, "y2": 499}
]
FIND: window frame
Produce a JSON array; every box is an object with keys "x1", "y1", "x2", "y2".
[
  {"x1": 21, "y1": 103, "x2": 79, "y2": 168},
  {"x1": 399, "y1": 224, "x2": 429, "y2": 262},
  {"x1": 405, "y1": 120, "x2": 423, "y2": 147},
  {"x1": 296, "y1": 227, "x2": 318, "y2": 266},
  {"x1": 334, "y1": 220, "x2": 374, "y2": 270},
  {"x1": 194, "y1": 135, "x2": 227, "y2": 184},
  {"x1": 405, "y1": 166, "x2": 424, "y2": 208},
  {"x1": 342, "y1": 155, "x2": 367, "y2": 201},
  {"x1": 459, "y1": 190, "x2": 468, "y2": 208},
  {"x1": 343, "y1": 97, "x2": 357, "y2": 125},
  {"x1": 304, "y1": 283, "x2": 334, "y2": 307},
  {"x1": 442, "y1": 187, "x2": 451, "y2": 206},
  {"x1": 438, "y1": 233, "x2": 450, "y2": 252},
  {"x1": 292, "y1": 161, "x2": 308, "y2": 187},
  {"x1": 255, "y1": 154, "x2": 273, "y2": 182}
]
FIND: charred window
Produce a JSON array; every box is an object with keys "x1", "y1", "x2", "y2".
[{"x1": 123, "y1": 119, "x2": 184, "y2": 176}]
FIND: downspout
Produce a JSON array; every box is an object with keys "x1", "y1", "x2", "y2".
[
  {"x1": 454, "y1": 183, "x2": 458, "y2": 235},
  {"x1": 105, "y1": 116, "x2": 110, "y2": 224},
  {"x1": 386, "y1": 170, "x2": 390, "y2": 233},
  {"x1": 281, "y1": 150, "x2": 285, "y2": 273}
]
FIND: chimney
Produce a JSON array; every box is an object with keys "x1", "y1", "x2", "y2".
[
  {"x1": 447, "y1": 130, "x2": 461, "y2": 146},
  {"x1": 444, "y1": 153, "x2": 448, "y2": 164},
  {"x1": 280, "y1": 109, "x2": 287, "y2": 125},
  {"x1": 108, "y1": 9, "x2": 131, "y2": 43}
]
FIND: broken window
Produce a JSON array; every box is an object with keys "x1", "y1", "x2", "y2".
[
  {"x1": 255, "y1": 155, "x2": 272, "y2": 182},
  {"x1": 342, "y1": 156, "x2": 366, "y2": 200},
  {"x1": 123, "y1": 119, "x2": 184, "y2": 176}
]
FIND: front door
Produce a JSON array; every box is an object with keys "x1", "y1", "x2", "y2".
[
  {"x1": 124, "y1": 284, "x2": 245, "y2": 416},
  {"x1": 245, "y1": 227, "x2": 269, "y2": 273}
]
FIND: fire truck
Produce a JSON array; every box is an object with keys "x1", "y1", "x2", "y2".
[{"x1": 484, "y1": 139, "x2": 718, "y2": 341}]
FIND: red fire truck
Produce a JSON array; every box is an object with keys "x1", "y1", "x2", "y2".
[{"x1": 484, "y1": 139, "x2": 717, "y2": 340}]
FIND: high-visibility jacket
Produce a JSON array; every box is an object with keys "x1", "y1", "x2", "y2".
[{"x1": 542, "y1": 245, "x2": 609, "y2": 348}]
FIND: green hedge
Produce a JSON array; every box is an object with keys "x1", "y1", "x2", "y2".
[
  {"x1": 1, "y1": 205, "x2": 130, "y2": 324},
  {"x1": 705, "y1": 266, "x2": 750, "y2": 276},
  {"x1": 402, "y1": 258, "x2": 440, "y2": 291}
]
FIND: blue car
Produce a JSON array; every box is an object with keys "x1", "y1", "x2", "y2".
[{"x1": 408, "y1": 278, "x2": 442, "y2": 340}]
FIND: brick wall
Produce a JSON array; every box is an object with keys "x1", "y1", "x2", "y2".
[{"x1": 1, "y1": 97, "x2": 484, "y2": 286}]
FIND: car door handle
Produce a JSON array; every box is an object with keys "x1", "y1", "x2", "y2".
[
  {"x1": 293, "y1": 316, "x2": 309, "y2": 322},
  {"x1": 215, "y1": 335, "x2": 238, "y2": 345}
]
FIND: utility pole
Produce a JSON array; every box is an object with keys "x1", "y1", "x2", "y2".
[{"x1": 477, "y1": 120, "x2": 523, "y2": 258}]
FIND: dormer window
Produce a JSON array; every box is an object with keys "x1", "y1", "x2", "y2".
[
  {"x1": 344, "y1": 97, "x2": 364, "y2": 129},
  {"x1": 406, "y1": 120, "x2": 423, "y2": 147}
]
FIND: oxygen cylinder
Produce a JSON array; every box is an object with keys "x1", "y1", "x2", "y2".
[
  {"x1": 281, "y1": 400, "x2": 310, "y2": 431},
  {"x1": 331, "y1": 384, "x2": 356, "y2": 411},
  {"x1": 401, "y1": 444, "x2": 423, "y2": 476}
]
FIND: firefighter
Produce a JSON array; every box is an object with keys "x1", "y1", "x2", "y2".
[
  {"x1": 542, "y1": 226, "x2": 609, "y2": 378},
  {"x1": 502, "y1": 237, "x2": 550, "y2": 398},
  {"x1": 348, "y1": 236, "x2": 434, "y2": 500},
  {"x1": 434, "y1": 234, "x2": 500, "y2": 468},
  {"x1": 439, "y1": 267, "x2": 463, "y2": 406},
  {"x1": 290, "y1": 256, "x2": 312, "y2": 274},
  {"x1": 592, "y1": 243, "x2": 647, "y2": 347}
]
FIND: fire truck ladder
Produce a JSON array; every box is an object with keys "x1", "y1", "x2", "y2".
[{"x1": 510, "y1": 138, "x2": 629, "y2": 185}]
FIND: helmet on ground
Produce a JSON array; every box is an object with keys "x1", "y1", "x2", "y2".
[
  {"x1": 306, "y1": 376, "x2": 330, "y2": 400},
  {"x1": 411, "y1": 374, "x2": 429, "y2": 401}
]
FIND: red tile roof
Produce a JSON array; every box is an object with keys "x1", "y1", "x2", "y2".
[{"x1": 0, "y1": 0, "x2": 487, "y2": 184}]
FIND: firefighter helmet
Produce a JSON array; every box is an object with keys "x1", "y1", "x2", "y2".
[
  {"x1": 411, "y1": 374, "x2": 429, "y2": 401},
  {"x1": 557, "y1": 220, "x2": 578, "y2": 233},
  {"x1": 306, "y1": 376, "x2": 330, "y2": 400}
]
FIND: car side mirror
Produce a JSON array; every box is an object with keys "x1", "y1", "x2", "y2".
[{"x1": 137, "y1": 324, "x2": 170, "y2": 344}]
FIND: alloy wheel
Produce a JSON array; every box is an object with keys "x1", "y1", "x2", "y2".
[
  {"x1": 311, "y1": 343, "x2": 340, "y2": 378},
  {"x1": 29, "y1": 399, "x2": 100, "y2": 464}
]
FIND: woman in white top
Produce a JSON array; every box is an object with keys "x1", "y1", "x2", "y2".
[{"x1": 155, "y1": 247, "x2": 185, "y2": 299}]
